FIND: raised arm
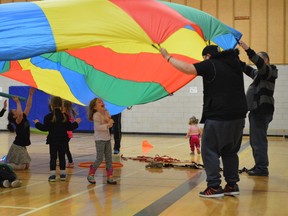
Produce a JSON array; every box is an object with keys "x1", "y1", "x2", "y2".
[
  {"x1": 3, "y1": 99, "x2": 7, "y2": 110},
  {"x1": 238, "y1": 41, "x2": 269, "y2": 77},
  {"x1": 0, "y1": 100, "x2": 7, "y2": 117},
  {"x1": 160, "y1": 48, "x2": 198, "y2": 75},
  {"x1": 24, "y1": 87, "x2": 35, "y2": 116},
  {"x1": 239, "y1": 59, "x2": 257, "y2": 79},
  {"x1": 33, "y1": 114, "x2": 50, "y2": 132},
  {"x1": 13, "y1": 96, "x2": 23, "y2": 124}
]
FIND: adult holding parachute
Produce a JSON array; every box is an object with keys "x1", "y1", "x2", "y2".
[{"x1": 160, "y1": 44, "x2": 247, "y2": 198}]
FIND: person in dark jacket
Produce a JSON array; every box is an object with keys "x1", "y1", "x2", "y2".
[
  {"x1": 0, "y1": 162, "x2": 21, "y2": 188},
  {"x1": 33, "y1": 96, "x2": 81, "y2": 182},
  {"x1": 160, "y1": 45, "x2": 247, "y2": 198},
  {"x1": 111, "y1": 113, "x2": 122, "y2": 155},
  {"x1": 239, "y1": 41, "x2": 278, "y2": 176}
]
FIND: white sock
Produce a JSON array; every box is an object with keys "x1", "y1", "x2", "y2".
[{"x1": 50, "y1": 170, "x2": 56, "y2": 176}]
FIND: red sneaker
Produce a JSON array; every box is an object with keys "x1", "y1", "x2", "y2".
[{"x1": 199, "y1": 186, "x2": 224, "y2": 198}]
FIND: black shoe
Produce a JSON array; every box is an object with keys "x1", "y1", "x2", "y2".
[
  {"x1": 60, "y1": 174, "x2": 66, "y2": 181},
  {"x1": 247, "y1": 169, "x2": 269, "y2": 176},
  {"x1": 223, "y1": 184, "x2": 240, "y2": 196},
  {"x1": 48, "y1": 175, "x2": 56, "y2": 182},
  {"x1": 248, "y1": 167, "x2": 255, "y2": 172}
]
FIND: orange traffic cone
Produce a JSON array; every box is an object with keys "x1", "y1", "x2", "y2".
[{"x1": 142, "y1": 140, "x2": 153, "y2": 154}]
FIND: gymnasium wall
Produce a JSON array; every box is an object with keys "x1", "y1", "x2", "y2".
[
  {"x1": 168, "y1": 0, "x2": 288, "y2": 64},
  {"x1": 0, "y1": 0, "x2": 287, "y2": 135}
]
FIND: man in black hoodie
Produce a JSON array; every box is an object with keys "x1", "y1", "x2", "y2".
[
  {"x1": 239, "y1": 41, "x2": 278, "y2": 176},
  {"x1": 160, "y1": 45, "x2": 248, "y2": 198}
]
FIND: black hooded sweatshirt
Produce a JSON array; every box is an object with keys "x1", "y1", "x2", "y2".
[{"x1": 194, "y1": 49, "x2": 248, "y2": 123}]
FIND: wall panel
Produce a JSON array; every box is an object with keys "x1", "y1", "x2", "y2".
[
  {"x1": 286, "y1": 0, "x2": 288, "y2": 63},
  {"x1": 186, "y1": 0, "x2": 201, "y2": 9},
  {"x1": 234, "y1": 0, "x2": 250, "y2": 17},
  {"x1": 201, "y1": 0, "x2": 217, "y2": 17},
  {"x1": 0, "y1": 0, "x2": 15, "y2": 3},
  {"x1": 250, "y1": 0, "x2": 268, "y2": 54},
  {"x1": 268, "y1": 0, "x2": 285, "y2": 64},
  {"x1": 171, "y1": 0, "x2": 186, "y2": 5},
  {"x1": 233, "y1": 0, "x2": 251, "y2": 62},
  {"x1": 236, "y1": 20, "x2": 251, "y2": 62},
  {"x1": 218, "y1": 1, "x2": 234, "y2": 26}
]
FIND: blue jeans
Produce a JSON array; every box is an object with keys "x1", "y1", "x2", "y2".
[
  {"x1": 249, "y1": 112, "x2": 273, "y2": 170},
  {"x1": 201, "y1": 118, "x2": 245, "y2": 188}
]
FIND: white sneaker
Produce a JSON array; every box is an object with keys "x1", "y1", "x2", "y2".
[
  {"x1": 11, "y1": 180, "x2": 22, "y2": 188},
  {"x1": 2, "y1": 180, "x2": 10, "y2": 188}
]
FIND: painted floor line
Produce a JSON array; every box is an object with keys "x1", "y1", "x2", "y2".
[
  {"x1": 18, "y1": 171, "x2": 139, "y2": 216},
  {"x1": 0, "y1": 205, "x2": 36, "y2": 210},
  {"x1": 168, "y1": 142, "x2": 187, "y2": 148},
  {"x1": 18, "y1": 183, "x2": 105, "y2": 216}
]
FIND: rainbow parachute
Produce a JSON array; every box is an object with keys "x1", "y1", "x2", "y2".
[{"x1": 0, "y1": 0, "x2": 241, "y2": 114}]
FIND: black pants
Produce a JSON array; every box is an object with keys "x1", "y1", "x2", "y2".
[
  {"x1": 49, "y1": 142, "x2": 67, "y2": 171},
  {"x1": 111, "y1": 113, "x2": 122, "y2": 151},
  {"x1": 65, "y1": 138, "x2": 73, "y2": 163}
]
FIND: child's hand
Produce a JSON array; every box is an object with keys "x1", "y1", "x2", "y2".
[
  {"x1": 238, "y1": 40, "x2": 249, "y2": 50},
  {"x1": 107, "y1": 119, "x2": 114, "y2": 128},
  {"x1": 3, "y1": 100, "x2": 7, "y2": 109},
  {"x1": 29, "y1": 87, "x2": 35, "y2": 95},
  {"x1": 33, "y1": 119, "x2": 39, "y2": 123},
  {"x1": 75, "y1": 118, "x2": 81, "y2": 123},
  {"x1": 12, "y1": 96, "x2": 19, "y2": 103}
]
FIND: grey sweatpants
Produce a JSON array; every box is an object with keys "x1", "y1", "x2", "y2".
[
  {"x1": 92, "y1": 140, "x2": 113, "y2": 170},
  {"x1": 201, "y1": 118, "x2": 245, "y2": 188}
]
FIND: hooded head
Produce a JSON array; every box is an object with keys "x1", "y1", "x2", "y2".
[{"x1": 202, "y1": 45, "x2": 220, "y2": 56}]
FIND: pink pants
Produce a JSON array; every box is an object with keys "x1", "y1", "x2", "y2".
[{"x1": 189, "y1": 135, "x2": 200, "y2": 151}]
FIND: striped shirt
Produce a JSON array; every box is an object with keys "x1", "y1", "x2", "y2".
[{"x1": 243, "y1": 48, "x2": 278, "y2": 114}]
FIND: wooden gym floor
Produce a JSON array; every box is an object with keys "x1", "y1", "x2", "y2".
[{"x1": 0, "y1": 131, "x2": 287, "y2": 216}]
